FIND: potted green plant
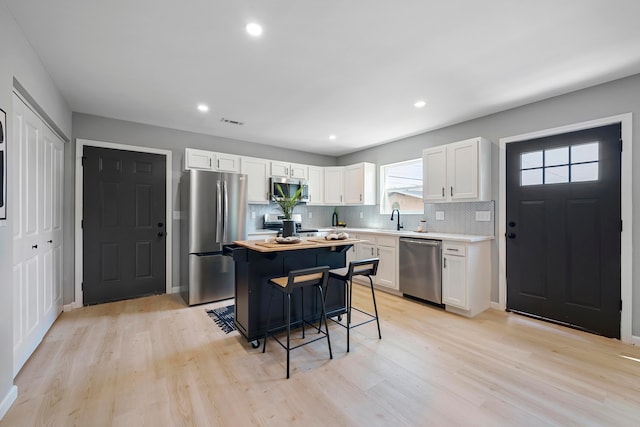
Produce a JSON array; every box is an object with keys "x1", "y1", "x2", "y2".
[{"x1": 272, "y1": 183, "x2": 303, "y2": 237}]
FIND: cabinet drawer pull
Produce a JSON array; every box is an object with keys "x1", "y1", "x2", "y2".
[
  {"x1": 443, "y1": 257, "x2": 447, "y2": 268},
  {"x1": 441, "y1": 187, "x2": 444, "y2": 197},
  {"x1": 450, "y1": 186, "x2": 453, "y2": 197}
]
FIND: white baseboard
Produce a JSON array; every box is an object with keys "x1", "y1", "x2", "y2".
[
  {"x1": 0, "y1": 385, "x2": 17, "y2": 421},
  {"x1": 630, "y1": 334, "x2": 640, "y2": 346},
  {"x1": 490, "y1": 301, "x2": 501, "y2": 310},
  {"x1": 171, "y1": 286, "x2": 181, "y2": 294},
  {"x1": 63, "y1": 302, "x2": 78, "y2": 312}
]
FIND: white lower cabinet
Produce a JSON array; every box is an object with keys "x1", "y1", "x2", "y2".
[
  {"x1": 355, "y1": 233, "x2": 398, "y2": 291},
  {"x1": 442, "y1": 240, "x2": 491, "y2": 317}
]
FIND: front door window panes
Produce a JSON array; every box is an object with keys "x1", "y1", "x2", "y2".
[{"x1": 520, "y1": 142, "x2": 599, "y2": 186}]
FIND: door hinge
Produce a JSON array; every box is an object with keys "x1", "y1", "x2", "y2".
[
  {"x1": 619, "y1": 138, "x2": 623, "y2": 152},
  {"x1": 620, "y1": 219, "x2": 623, "y2": 232},
  {"x1": 81, "y1": 219, "x2": 84, "y2": 229},
  {"x1": 81, "y1": 282, "x2": 84, "y2": 291},
  {"x1": 620, "y1": 299, "x2": 623, "y2": 310},
  {"x1": 81, "y1": 155, "x2": 87, "y2": 166}
]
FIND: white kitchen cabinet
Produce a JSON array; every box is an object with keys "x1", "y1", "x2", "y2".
[
  {"x1": 184, "y1": 148, "x2": 240, "y2": 173},
  {"x1": 241, "y1": 156, "x2": 270, "y2": 203},
  {"x1": 442, "y1": 240, "x2": 491, "y2": 317},
  {"x1": 344, "y1": 162, "x2": 376, "y2": 205},
  {"x1": 271, "y1": 161, "x2": 308, "y2": 179},
  {"x1": 355, "y1": 233, "x2": 398, "y2": 291},
  {"x1": 423, "y1": 146, "x2": 447, "y2": 200},
  {"x1": 423, "y1": 137, "x2": 491, "y2": 202},
  {"x1": 324, "y1": 167, "x2": 344, "y2": 205},
  {"x1": 345, "y1": 233, "x2": 358, "y2": 265},
  {"x1": 184, "y1": 148, "x2": 214, "y2": 170},
  {"x1": 375, "y1": 244, "x2": 397, "y2": 289},
  {"x1": 214, "y1": 152, "x2": 241, "y2": 173},
  {"x1": 307, "y1": 166, "x2": 324, "y2": 205}
]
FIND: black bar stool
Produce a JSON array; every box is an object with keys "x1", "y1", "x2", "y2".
[
  {"x1": 262, "y1": 266, "x2": 333, "y2": 379},
  {"x1": 327, "y1": 258, "x2": 381, "y2": 352}
]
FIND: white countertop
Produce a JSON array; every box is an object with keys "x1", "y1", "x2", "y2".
[
  {"x1": 247, "y1": 230, "x2": 278, "y2": 235},
  {"x1": 249, "y1": 227, "x2": 494, "y2": 242},
  {"x1": 329, "y1": 227, "x2": 494, "y2": 243}
]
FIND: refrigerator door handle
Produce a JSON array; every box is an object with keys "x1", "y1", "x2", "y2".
[
  {"x1": 216, "y1": 180, "x2": 222, "y2": 243},
  {"x1": 223, "y1": 180, "x2": 229, "y2": 242}
]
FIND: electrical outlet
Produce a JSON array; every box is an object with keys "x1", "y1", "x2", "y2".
[
  {"x1": 435, "y1": 211, "x2": 445, "y2": 221},
  {"x1": 359, "y1": 211, "x2": 364, "y2": 219},
  {"x1": 173, "y1": 211, "x2": 181, "y2": 220},
  {"x1": 308, "y1": 212, "x2": 313, "y2": 219},
  {"x1": 475, "y1": 211, "x2": 491, "y2": 221},
  {"x1": 251, "y1": 211, "x2": 256, "y2": 219}
]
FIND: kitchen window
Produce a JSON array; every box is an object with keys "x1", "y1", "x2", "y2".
[
  {"x1": 379, "y1": 158, "x2": 423, "y2": 214},
  {"x1": 520, "y1": 142, "x2": 599, "y2": 186}
]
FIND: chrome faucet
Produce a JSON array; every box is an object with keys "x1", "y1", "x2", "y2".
[{"x1": 390, "y1": 208, "x2": 403, "y2": 231}]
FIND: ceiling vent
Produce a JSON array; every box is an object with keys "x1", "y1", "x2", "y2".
[{"x1": 220, "y1": 117, "x2": 244, "y2": 126}]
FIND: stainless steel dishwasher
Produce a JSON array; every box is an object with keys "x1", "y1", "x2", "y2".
[{"x1": 399, "y1": 238, "x2": 442, "y2": 304}]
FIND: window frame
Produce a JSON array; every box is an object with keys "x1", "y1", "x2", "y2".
[{"x1": 379, "y1": 158, "x2": 424, "y2": 215}]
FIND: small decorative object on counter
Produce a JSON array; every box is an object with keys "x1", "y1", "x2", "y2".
[
  {"x1": 324, "y1": 232, "x2": 349, "y2": 240},
  {"x1": 417, "y1": 219, "x2": 427, "y2": 232}
]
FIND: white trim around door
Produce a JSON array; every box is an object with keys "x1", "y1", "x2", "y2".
[
  {"x1": 499, "y1": 113, "x2": 633, "y2": 343},
  {"x1": 74, "y1": 138, "x2": 173, "y2": 309}
]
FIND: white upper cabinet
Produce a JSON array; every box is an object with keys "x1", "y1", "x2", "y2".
[
  {"x1": 184, "y1": 148, "x2": 214, "y2": 170},
  {"x1": 423, "y1": 146, "x2": 447, "y2": 201},
  {"x1": 423, "y1": 137, "x2": 491, "y2": 202},
  {"x1": 270, "y1": 161, "x2": 308, "y2": 180},
  {"x1": 344, "y1": 162, "x2": 376, "y2": 205},
  {"x1": 307, "y1": 166, "x2": 324, "y2": 205},
  {"x1": 184, "y1": 148, "x2": 240, "y2": 173},
  {"x1": 215, "y1": 153, "x2": 241, "y2": 173},
  {"x1": 241, "y1": 156, "x2": 270, "y2": 204},
  {"x1": 324, "y1": 167, "x2": 344, "y2": 205}
]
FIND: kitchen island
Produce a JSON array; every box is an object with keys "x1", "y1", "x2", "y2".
[{"x1": 228, "y1": 238, "x2": 364, "y2": 346}]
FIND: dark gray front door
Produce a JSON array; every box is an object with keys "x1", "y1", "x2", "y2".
[
  {"x1": 506, "y1": 124, "x2": 621, "y2": 338},
  {"x1": 83, "y1": 146, "x2": 166, "y2": 305}
]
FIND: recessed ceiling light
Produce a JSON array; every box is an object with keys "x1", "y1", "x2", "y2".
[
  {"x1": 197, "y1": 104, "x2": 209, "y2": 112},
  {"x1": 246, "y1": 22, "x2": 263, "y2": 37},
  {"x1": 329, "y1": 134, "x2": 337, "y2": 140},
  {"x1": 414, "y1": 100, "x2": 426, "y2": 108}
]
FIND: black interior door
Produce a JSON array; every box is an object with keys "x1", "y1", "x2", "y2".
[
  {"x1": 83, "y1": 146, "x2": 166, "y2": 305},
  {"x1": 506, "y1": 124, "x2": 621, "y2": 338}
]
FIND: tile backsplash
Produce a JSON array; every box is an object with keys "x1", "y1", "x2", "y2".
[{"x1": 249, "y1": 201, "x2": 495, "y2": 237}]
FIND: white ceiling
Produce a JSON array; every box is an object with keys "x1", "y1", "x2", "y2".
[{"x1": 6, "y1": 0, "x2": 640, "y2": 156}]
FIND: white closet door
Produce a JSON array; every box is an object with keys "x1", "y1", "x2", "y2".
[{"x1": 12, "y1": 94, "x2": 64, "y2": 376}]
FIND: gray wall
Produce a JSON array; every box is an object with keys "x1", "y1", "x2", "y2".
[
  {"x1": 0, "y1": 0, "x2": 72, "y2": 415},
  {"x1": 337, "y1": 73, "x2": 640, "y2": 336},
  {"x1": 71, "y1": 113, "x2": 337, "y2": 300}
]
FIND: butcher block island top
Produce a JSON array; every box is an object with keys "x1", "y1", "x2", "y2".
[{"x1": 233, "y1": 237, "x2": 365, "y2": 253}]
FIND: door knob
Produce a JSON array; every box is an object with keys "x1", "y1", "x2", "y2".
[
  {"x1": 507, "y1": 233, "x2": 516, "y2": 239},
  {"x1": 157, "y1": 232, "x2": 165, "y2": 237},
  {"x1": 508, "y1": 221, "x2": 516, "y2": 227}
]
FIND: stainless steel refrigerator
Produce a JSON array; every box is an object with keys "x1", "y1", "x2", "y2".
[{"x1": 180, "y1": 169, "x2": 248, "y2": 305}]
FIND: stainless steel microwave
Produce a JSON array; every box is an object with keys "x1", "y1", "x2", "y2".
[{"x1": 270, "y1": 177, "x2": 309, "y2": 203}]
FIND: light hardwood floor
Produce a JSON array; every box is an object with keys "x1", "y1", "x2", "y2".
[{"x1": 2, "y1": 286, "x2": 640, "y2": 426}]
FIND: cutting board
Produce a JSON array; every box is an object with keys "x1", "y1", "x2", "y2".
[
  {"x1": 253, "y1": 241, "x2": 320, "y2": 249},
  {"x1": 307, "y1": 238, "x2": 360, "y2": 244}
]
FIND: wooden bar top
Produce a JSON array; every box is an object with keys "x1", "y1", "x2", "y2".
[{"x1": 233, "y1": 238, "x2": 365, "y2": 253}]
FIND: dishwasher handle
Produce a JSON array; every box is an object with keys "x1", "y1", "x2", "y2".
[{"x1": 400, "y1": 238, "x2": 441, "y2": 247}]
